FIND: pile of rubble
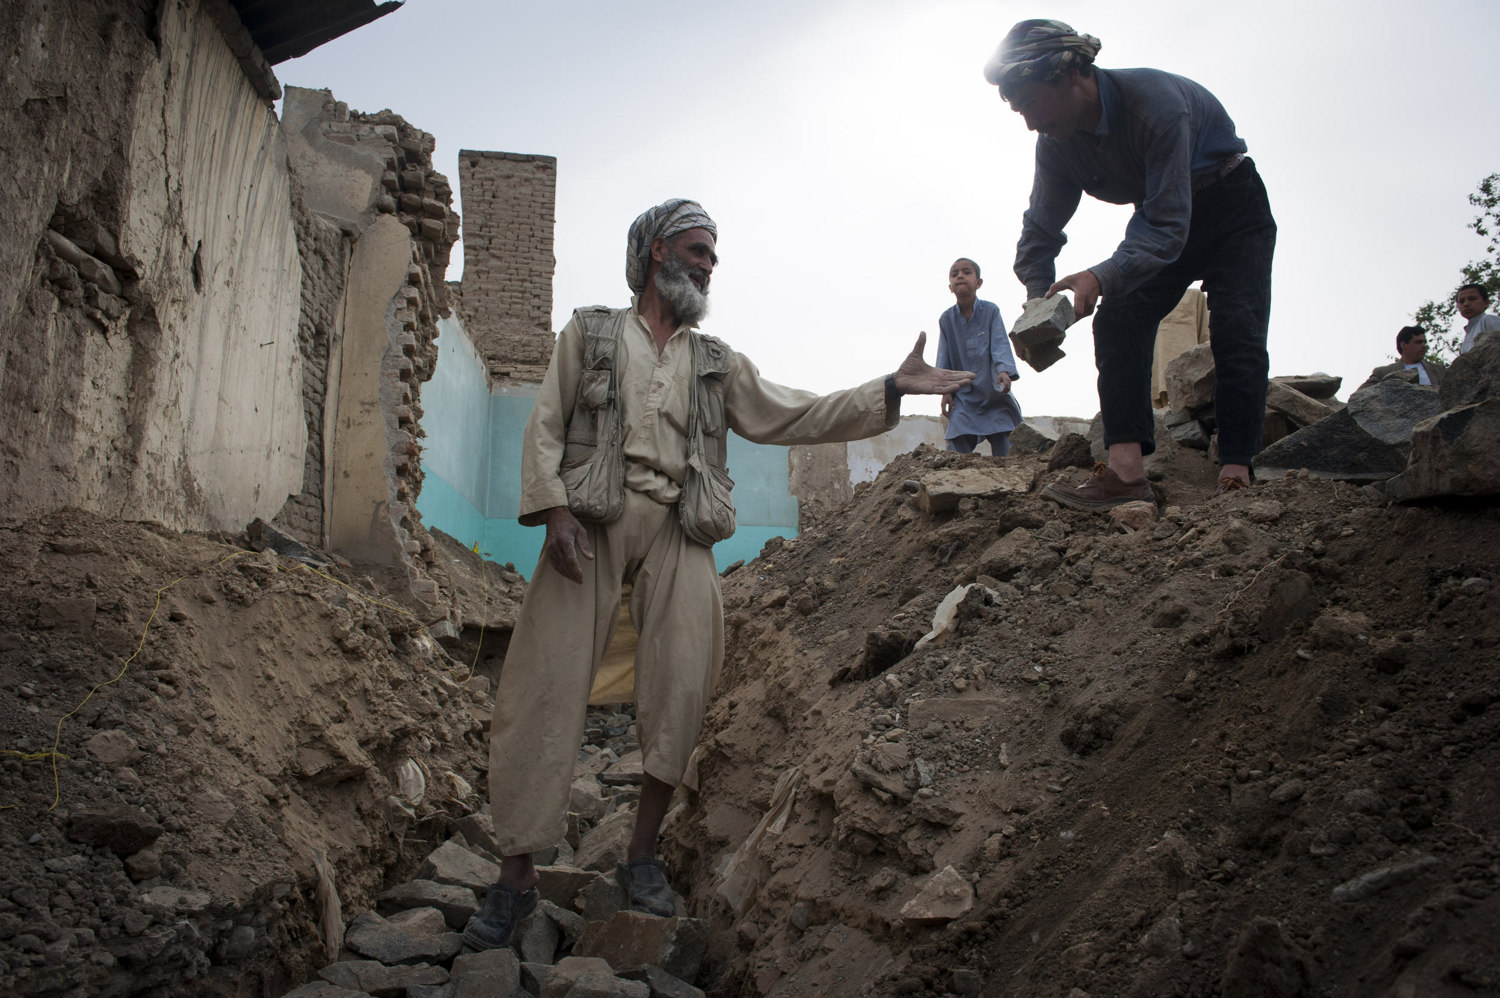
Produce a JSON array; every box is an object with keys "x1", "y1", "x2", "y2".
[
  {"x1": 1159, "y1": 336, "x2": 1500, "y2": 497},
  {"x1": 282, "y1": 706, "x2": 713, "y2": 998}
]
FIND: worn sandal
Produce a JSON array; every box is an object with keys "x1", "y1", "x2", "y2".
[{"x1": 617, "y1": 857, "x2": 676, "y2": 917}]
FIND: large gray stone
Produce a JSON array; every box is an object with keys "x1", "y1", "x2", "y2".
[
  {"x1": 537, "y1": 865, "x2": 605, "y2": 909},
  {"x1": 535, "y1": 957, "x2": 618, "y2": 998},
  {"x1": 1007, "y1": 421, "x2": 1056, "y2": 454},
  {"x1": 318, "y1": 960, "x2": 449, "y2": 996},
  {"x1": 915, "y1": 466, "x2": 1036, "y2": 513},
  {"x1": 281, "y1": 984, "x2": 368, "y2": 998},
  {"x1": 563, "y1": 973, "x2": 650, "y2": 998},
  {"x1": 343, "y1": 910, "x2": 464, "y2": 965},
  {"x1": 574, "y1": 912, "x2": 709, "y2": 984},
  {"x1": 376, "y1": 880, "x2": 478, "y2": 930},
  {"x1": 1165, "y1": 342, "x2": 1216, "y2": 412},
  {"x1": 574, "y1": 809, "x2": 635, "y2": 873},
  {"x1": 516, "y1": 904, "x2": 561, "y2": 964},
  {"x1": 1045, "y1": 431, "x2": 1094, "y2": 470},
  {"x1": 1255, "y1": 409, "x2": 1406, "y2": 482},
  {"x1": 1271, "y1": 373, "x2": 1342, "y2": 400},
  {"x1": 415, "y1": 840, "x2": 500, "y2": 893},
  {"x1": 67, "y1": 805, "x2": 163, "y2": 856},
  {"x1": 451, "y1": 948, "x2": 524, "y2": 998},
  {"x1": 1009, "y1": 295, "x2": 1073, "y2": 372},
  {"x1": 899, "y1": 865, "x2": 975, "y2": 925},
  {"x1": 540, "y1": 899, "x2": 588, "y2": 947},
  {"x1": 1388, "y1": 400, "x2": 1500, "y2": 500},
  {"x1": 1439, "y1": 334, "x2": 1500, "y2": 409},
  {"x1": 617, "y1": 965, "x2": 706, "y2": 998},
  {"x1": 1347, "y1": 379, "x2": 1443, "y2": 446},
  {"x1": 1264, "y1": 380, "x2": 1336, "y2": 429},
  {"x1": 453, "y1": 813, "x2": 503, "y2": 858}
]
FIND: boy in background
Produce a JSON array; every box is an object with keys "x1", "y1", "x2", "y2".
[{"x1": 938, "y1": 258, "x2": 1023, "y2": 455}]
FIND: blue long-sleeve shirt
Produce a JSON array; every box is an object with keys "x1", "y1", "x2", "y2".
[
  {"x1": 1013, "y1": 67, "x2": 1248, "y2": 300},
  {"x1": 936, "y1": 298, "x2": 1022, "y2": 439}
]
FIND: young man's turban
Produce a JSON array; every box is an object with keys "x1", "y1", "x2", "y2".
[
  {"x1": 983, "y1": 19, "x2": 1101, "y2": 98},
  {"x1": 626, "y1": 199, "x2": 717, "y2": 294}
]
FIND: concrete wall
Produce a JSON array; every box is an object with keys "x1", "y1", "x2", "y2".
[
  {"x1": 456, "y1": 151, "x2": 558, "y2": 380},
  {"x1": 0, "y1": 0, "x2": 304, "y2": 531}
]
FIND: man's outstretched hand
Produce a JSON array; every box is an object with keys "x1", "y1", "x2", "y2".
[{"x1": 893, "y1": 332, "x2": 975, "y2": 396}]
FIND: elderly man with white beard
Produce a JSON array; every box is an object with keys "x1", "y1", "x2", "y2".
[{"x1": 463, "y1": 199, "x2": 975, "y2": 950}]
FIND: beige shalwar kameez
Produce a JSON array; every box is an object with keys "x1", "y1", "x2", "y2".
[{"x1": 489, "y1": 300, "x2": 896, "y2": 854}]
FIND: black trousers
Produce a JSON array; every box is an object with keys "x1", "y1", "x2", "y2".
[{"x1": 1092, "y1": 157, "x2": 1277, "y2": 466}]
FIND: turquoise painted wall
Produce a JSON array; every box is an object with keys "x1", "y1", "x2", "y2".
[{"x1": 416, "y1": 316, "x2": 797, "y2": 579}]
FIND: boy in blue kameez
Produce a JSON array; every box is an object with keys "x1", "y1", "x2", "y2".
[{"x1": 937, "y1": 258, "x2": 1023, "y2": 455}]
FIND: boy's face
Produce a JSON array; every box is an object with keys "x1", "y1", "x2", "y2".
[
  {"x1": 949, "y1": 261, "x2": 982, "y2": 299},
  {"x1": 1456, "y1": 287, "x2": 1489, "y2": 320},
  {"x1": 1398, "y1": 332, "x2": 1427, "y2": 364}
]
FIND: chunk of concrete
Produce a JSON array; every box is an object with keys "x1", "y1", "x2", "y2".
[
  {"x1": 573, "y1": 912, "x2": 710, "y2": 983},
  {"x1": 618, "y1": 965, "x2": 707, "y2": 998},
  {"x1": 900, "y1": 865, "x2": 975, "y2": 925},
  {"x1": 534, "y1": 956, "x2": 617, "y2": 998},
  {"x1": 574, "y1": 809, "x2": 636, "y2": 873},
  {"x1": 318, "y1": 959, "x2": 449, "y2": 995},
  {"x1": 916, "y1": 466, "x2": 1036, "y2": 514},
  {"x1": 450, "y1": 948, "x2": 522, "y2": 998},
  {"x1": 560, "y1": 973, "x2": 650, "y2": 998},
  {"x1": 415, "y1": 840, "x2": 500, "y2": 893},
  {"x1": 537, "y1": 865, "x2": 605, "y2": 909},
  {"x1": 1347, "y1": 379, "x2": 1444, "y2": 447},
  {"x1": 1388, "y1": 399, "x2": 1500, "y2": 500},
  {"x1": 1264, "y1": 380, "x2": 1336, "y2": 429},
  {"x1": 343, "y1": 910, "x2": 464, "y2": 964},
  {"x1": 66, "y1": 805, "x2": 163, "y2": 856},
  {"x1": 1009, "y1": 295, "x2": 1073, "y2": 372},
  {"x1": 1255, "y1": 409, "x2": 1406, "y2": 482},
  {"x1": 1165, "y1": 342, "x2": 1216, "y2": 412},
  {"x1": 377, "y1": 880, "x2": 478, "y2": 931},
  {"x1": 1271, "y1": 373, "x2": 1342, "y2": 400},
  {"x1": 1439, "y1": 334, "x2": 1500, "y2": 409}
]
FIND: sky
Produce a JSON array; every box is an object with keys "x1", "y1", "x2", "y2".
[{"x1": 279, "y1": 0, "x2": 1499, "y2": 419}]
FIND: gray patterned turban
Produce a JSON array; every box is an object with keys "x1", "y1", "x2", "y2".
[
  {"x1": 625, "y1": 198, "x2": 718, "y2": 294},
  {"x1": 983, "y1": 19, "x2": 1101, "y2": 98}
]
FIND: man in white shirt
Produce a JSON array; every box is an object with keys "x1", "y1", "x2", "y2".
[
  {"x1": 1457, "y1": 284, "x2": 1500, "y2": 354},
  {"x1": 1358, "y1": 326, "x2": 1445, "y2": 391}
]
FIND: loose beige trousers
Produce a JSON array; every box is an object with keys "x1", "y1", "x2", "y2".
[{"x1": 488, "y1": 488, "x2": 724, "y2": 855}]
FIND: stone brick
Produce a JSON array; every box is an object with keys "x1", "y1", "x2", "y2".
[
  {"x1": 900, "y1": 865, "x2": 975, "y2": 924},
  {"x1": 375, "y1": 879, "x2": 478, "y2": 930},
  {"x1": 414, "y1": 840, "x2": 499, "y2": 893},
  {"x1": 573, "y1": 912, "x2": 709, "y2": 983}
]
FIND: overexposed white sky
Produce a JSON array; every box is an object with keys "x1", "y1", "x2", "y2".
[{"x1": 280, "y1": 0, "x2": 1499, "y2": 419}]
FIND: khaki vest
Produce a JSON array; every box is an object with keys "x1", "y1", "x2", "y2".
[{"x1": 557, "y1": 306, "x2": 737, "y2": 546}]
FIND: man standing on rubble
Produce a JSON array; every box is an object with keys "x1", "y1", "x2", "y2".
[
  {"x1": 464, "y1": 199, "x2": 974, "y2": 950},
  {"x1": 988, "y1": 19, "x2": 1277, "y2": 508}
]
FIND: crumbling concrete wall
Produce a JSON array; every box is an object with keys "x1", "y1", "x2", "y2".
[
  {"x1": 281, "y1": 87, "x2": 461, "y2": 611},
  {"x1": 0, "y1": 0, "x2": 306, "y2": 532},
  {"x1": 456, "y1": 150, "x2": 558, "y2": 382}
]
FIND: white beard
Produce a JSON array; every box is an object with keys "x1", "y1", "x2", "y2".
[{"x1": 654, "y1": 253, "x2": 710, "y2": 326}]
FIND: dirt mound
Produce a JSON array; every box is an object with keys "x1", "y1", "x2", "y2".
[
  {"x1": 666, "y1": 444, "x2": 1500, "y2": 997},
  {"x1": 0, "y1": 509, "x2": 514, "y2": 997}
]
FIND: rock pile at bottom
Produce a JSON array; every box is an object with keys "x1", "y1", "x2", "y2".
[{"x1": 279, "y1": 705, "x2": 709, "y2": 998}]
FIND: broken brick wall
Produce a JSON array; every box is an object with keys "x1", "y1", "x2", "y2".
[
  {"x1": 456, "y1": 150, "x2": 558, "y2": 383},
  {"x1": 280, "y1": 87, "x2": 461, "y2": 614}
]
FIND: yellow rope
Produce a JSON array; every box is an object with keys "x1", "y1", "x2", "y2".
[{"x1": 1, "y1": 549, "x2": 250, "y2": 812}]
